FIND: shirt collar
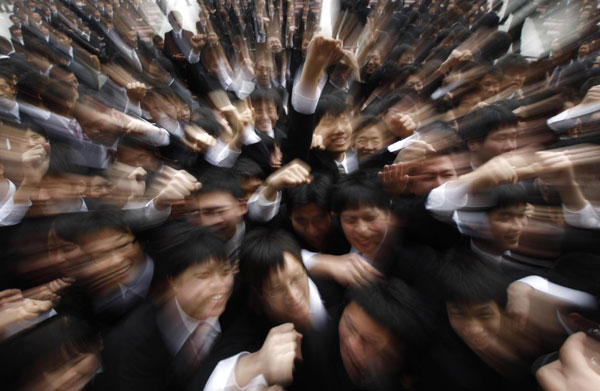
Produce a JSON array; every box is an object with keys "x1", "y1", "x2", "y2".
[
  {"x1": 307, "y1": 278, "x2": 327, "y2": 330},
  {"x1": 225, "y1": 222, "x2": 245, "y2": 259}
]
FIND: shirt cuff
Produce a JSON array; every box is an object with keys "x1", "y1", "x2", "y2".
[
  {"x1": 204, "y1": 352, "x2": 268, "y2": 391},
  {"x1": 301, "y1": 249, "x2": 318, "y2": 270},
  {"x1": 517, "y1": 276, "x2": 598, "y2": 309},
  {"x1": 562, "y1": 201, "x2": 600, "y2": 229},
  {"x1": 188, "y1": 49, "x2": 200, "y2": 64},
  {"x1": 246, "y1": 186, "x2": 281, "y2": 222},
  {"x1": 205, "y1": 139, "x2": 242, "y2": 168},
  {"x1": 242, "y1": 125, "x2": 261, "y2": 146},
  {"x1": 0, "y1": 197, "x2": 31, "y2": 227}
]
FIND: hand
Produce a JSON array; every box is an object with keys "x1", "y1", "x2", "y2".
[
  {"x1": 127, "y1": 166, "x2": 148, "y2": 199},
  {"x1": 462, "y1": 154, "x2": 519, "y2": 192},
  {"x1": 270, "y1": 144, "x2": 283, "y2": 169},
  {"x1": 0, "y1": 289, "x2": 23, "y2": 308},
  {"x1": 310, "y1": 133, "x2": 325, "y2": 150},
  {"x1": 190, "y1": 34, "x2": 206, "y2": 50},
  {"x1": 387, "y1": 113, "x2": 416, "y2": 138},
  {"x1": 263, "y1": 160, "x2": 311, "y2": 201},
  {"x1": 256, "y1": 323, "x2": 302, "y2": 386},
  {"x1": 379, "y1": 163, "x2": 412, "y2": 195},
  {"x1": 173, "y1": 53, "x2": 186, "y2": 61},
  {"x1": 23, "y1": 278, "x2": 75, "y2": 306},
  {"x1": 22, "y1": 144, "x2": 49, "y2": 185},
  {"x1": 505, "y1": 281, "x2": 534, "y2": 328},
  {"x1": 125, "y1": 81, "x2": 147, "y2": 102},
  {"x1": 183, "y1": 124, "x2": 217, "y2": 152},
  {"x1": 537, "y1": 332, "x2": 600, "y2": 391},
  {"x1": 318, "y1": 253, "x2": 383, "y2": 287},
  {"x1": 153, "y1": 167, "x2": 201, "y2": 210}
]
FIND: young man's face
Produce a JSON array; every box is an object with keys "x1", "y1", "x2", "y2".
[
  {"x1": 255, "y1": 60, "x2": 273, "y2": 87},
  {"x1": 0, "y1": 77, "x2": 15, "y2": 100},
  {"x1": 253, "y1": 99, "x2": 278, "y2": 132},
  {"x1": 447, "y1": 300, "x2": 502, "y2": 351},
  {"x1": 408, "y1": 155, "x2": 457, "y2": 195},
  {"x1": 189, "y1": 191, "x2": 247, "y2": 241},
  {"x1": 260, "y1": 252, "x2": 311, "y2": 328},
  {"x1": 479, "y1": 74, "x2": 501, "y2": 99},
  {"x1": 469, "y1": 126, "x2": 518, "y2": 164},
  {"x1": 170, "y1": 258, "x2": 234, "y2": 320},
  {"x1": 290, "y1": 203, "x2": 332, "y2": 250},
  {"x1": 487, "y1": 203, "x2": 527, "y2": 251},
  {"x1": 354, "y1": 125, "x2": 385, "y2": 160},
  {"x1": 318, "y1": 112, "x2": 352, "y2": 155},
  {"x1": 77, "y1": 229, "x2": 145, "y2": 295},
  {"x1": 338, "y1": 302, "x2": 402, "y2": 386},
  {"x1": 340, "y1": 205, "x2": 390, "y2": 257}
]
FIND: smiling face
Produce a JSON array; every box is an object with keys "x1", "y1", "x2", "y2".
[
  {"x1": 260, "y1": 252, "x2": 311, "y2": 329},
  {"x1": 354, "y1": 124, "x2": 385, "y2": 160},
  {"x1": 340, "y1": 205, "x2": 390, "y2": 258},
  {"x1": 253, "y1": 99, "x2": 278, "y2": 132},
  {"x1": 77, "y1": 229, "x2": 144, "y2": 295},
  {"x1": 338, "y1": 302, "x2": 401, "y2": 386},
  {"x1": 447, "y1": 300, "x2": 502, "y2": 351},
  {"x1": 487, "y1": 204, "x2": 527, "y2": 251},
  {"x1": 290, "y1": 203, "x2": 332, "y2": 251},
  {"x1": 169, "y1": 258, "x2": 235, "y2": 320},
  {"x1": 317, "y1": 112, "x2": 353, "y2": 157}
]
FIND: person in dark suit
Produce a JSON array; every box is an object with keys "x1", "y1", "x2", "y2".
[
  {"x1": 99, "y1": 227, "x2": 237, "y2": 391},
  {"x1": 188, "y1": 228, "x2": 342, "y2": 390},
  {"x1": 163, "y1": 10, "x2": 195, "y2": 80}
]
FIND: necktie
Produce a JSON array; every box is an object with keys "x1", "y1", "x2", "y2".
[
  {"x1": 175, "y1": 321, "x2": 219, "y2": 378},
  {"x1": 338, "y1": 163, "x2": 346, "y2": 175}
]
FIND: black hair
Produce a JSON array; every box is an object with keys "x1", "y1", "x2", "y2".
[
  {"x1": 191, "y1": 105, "x2": 223, "y2": 138},
  {"x1": 437, "y1": 247, "x2": 509, "y2": 305},
  {"x1": 368, "y1": 92, "x2": 416, "y2": 117},
  {"x1": 52, "y1": 209, "x2": 130, "y2": 245},
  {"x1": 331, "y1": 170, "x2": 390, "y2": 214},
  {"x1": 46, "y1": 142, "x2": 89, "y2": 177},
  {"x1": 349, "y1": 278, "x2": 433, "y2": 352},
  {"x1": 196, "y1": 167, "x2": 244, "y2": 199},
  {"x1": 457, "y1": 103, "x2": 517, "y2": 142},
  {"x1": 315, "y1": 92, "x2": 348, "y2": 124},
  {"x1": 478, "y1": 32, "x2": 512, "y2": 64},
  {"x1": 389, "y1": 43, "x2": 414, "y2": 64},
  {"x1": 20, "y1": 120, "x2": 48, "y2": 139},
  {"x1": 485, "y1": 183, "x2": 528, "y2": 211},
  {"x1": 353, "y1": 114, "x2": 384, "y2": 136},
  {"x1": 285, "y1": 172, "x2": 334, "y2": 213},
  {"x1": 250, "y1": 87, "x2": 282, "y2": 109},
  {"x1": 233, "y1": 157, "x2": 266, "y2": 181},
  {"x1": 496, "y1": 53, "x2": 529, "y2": 74},
  {"x1": 239, "y1": 228, "x2": 304, "y2": 293},
  {"x1": 161, "y1": 226, "x2": 229, "y2": 278},
  {"x1": 0, "y1": 36, "x2": 12, "y2": 55}
]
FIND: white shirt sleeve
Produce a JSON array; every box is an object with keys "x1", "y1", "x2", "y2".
[
  {"x1": 425, "y1": 181, "x2": 470, "y2": 222},
  {"x1": 0, "y1": 197, "x2": 31, "y2": 226},
  {"x1": 301, "y1": 249, "x2": 318, "y2": 270},
  {"x1": 291, "y1": 67, "x2": 327, "y2": 115},
  {"x1": 204, "y1": 352, "x2": 268, "y2": 391},
  {"x1": 562, "y1": 201, "x2": 600, "y2": 229},
  {"x1": 247, "y1": 186, "x2": 281, "y2": 222},
  {"x1": 188, "y1": 49, "x2": 201, "y2": 64},
  {"x1": 205, "y1": 139, "x2": 242, "y2": 168}
]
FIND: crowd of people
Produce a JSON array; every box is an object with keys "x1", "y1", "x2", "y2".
[{"x1": 0, "y1": 0, "x2": 599, "y2": 389}]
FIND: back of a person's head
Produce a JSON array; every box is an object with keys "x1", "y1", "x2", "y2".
[
  {"x1": 331, "y1": 170, "x2": 390, "y2": 214},
  {"x1": 457, "y1": 103, "x2": 517, "y2": 142},
  {"x1": 233, "y1": 157, "x2": 266, "y2": 181},
  {"x1": 196, "y1": 167, "x2": 245, "y2": 199},
  {"x1": 437, "y1": 247, "x2": 509, "y2": 305},
  {"x1": 350, "y1": 278, "x2": 433, "y2": 351},
  {"x1": 485, "y1": 183, "x2": 527, "y2": 212},
  {"x1": 239, "y1": 228, "x2": 303, "y2": 292},
  {"x1": 285, "y1": 172, "x2": 334, "y2": 213}
]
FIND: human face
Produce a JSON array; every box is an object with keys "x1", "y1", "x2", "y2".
[
  {"x1": 170, "y1": 258, "x2": 234, "y2": 320},
  {"x1": 406, "y1": 74, "x2": 423, "y2": 93},
  {"x1": 487, "y1": 204, "x2": 527, "y2": 251},
  {"x1": 364, "y1": 52, "x2": 381, "y2": 74},
  {"x1": 447, "y1": 301, "x2": 502, "y2": 351},
  {"x1": 255, "y1": 60, "x2": 273, "y2": 87},
  {"x1": 188, "y1": 191, "x2": 246, "y2": 241},
  {"x1": 339, "y1": 302, "x2": 402, "y2": 386},
  {"x1": 340, "y1": 205, "x2": 390, "y2": 258},
  {"x1": 471, "y1": 126, "x2": 518, "y2": 164},
  {"x1": 479, "y1": 74, "x2": 500, "y2": 99},
  {"x1": 0, "y1": 77, "x2": 14, "y2": 100},
  {"x1": 290, "y1": 203, "x2": 332, "y2": 250},
  {"x1": 354, "y1": 125, "x2": 384, "y2": 160},
  {"x1": 319, "y1": 113, "x2": 352, "y2": 155},
  {"x1": 253, "y1": 99, "x2": 278, "y2": 132},
  {"x1": 408, "y1": 155, "x2": 457, "y2": 195},
  {"x1": 268, "y1": 37, "x2": 282, "y2": 53},
  {"x1": 260, "y1": 253, "x2": 311, "y2": 329},
  {"x1": 77, "y1": 229, "x2": 144, "y2": 295},
  {"x1": 397, "y1": 51, "x2": 415, "y2": 67}
]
